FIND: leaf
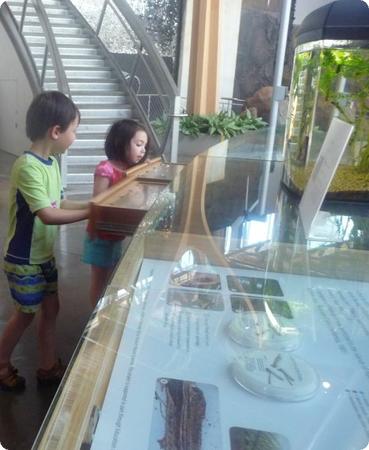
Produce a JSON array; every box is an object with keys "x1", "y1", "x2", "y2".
[{"x1": 179, "y1": 111, "x2": 267, "y2": 137}]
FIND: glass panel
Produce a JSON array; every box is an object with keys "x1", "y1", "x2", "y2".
[
  {"x1": 232, "y1": 0, "x2": 288, "y2": 159},
  {"x1": 33, "y1": 153, "x2": 369, "y2": 450},
  {"x1": 97, "y1": 5, "x2": 172, "y2": 150},
  {"x1": 70, "y1": 0, "x2": 105, "y2": 30},
  {"x1": 284, "y1": 40, "x2": 369, "y2": 202},
  {"x1": 140, "y1": 0, "x2": 183, "y2": 79},
  {"x1": 233, "y1": 0, "x2": 285, "y2": 119},
  {"x1": 99, "y1": 4, "x2": 139, "y2": 54}
]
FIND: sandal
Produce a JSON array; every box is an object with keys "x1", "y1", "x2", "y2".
[
  {"x1": 0, "y1": 366, "x2": 25, "y2": 392},
  {"x1": 36, "y1": 358, "x2": 65, "y2": 387},
  {"x1": 9, "y1": 363, "x2": 18, "y2": 375}
]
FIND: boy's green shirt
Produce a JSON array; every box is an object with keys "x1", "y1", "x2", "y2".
[{"x1": 4, "y1": 152, "x2": 62, "y2": 265}]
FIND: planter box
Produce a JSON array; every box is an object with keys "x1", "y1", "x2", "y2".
[{"x1": 176, "y1": 134, "x2": 222, "y2": 163}]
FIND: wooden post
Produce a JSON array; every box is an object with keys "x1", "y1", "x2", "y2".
[{"x1": 187, "y1": 0, "x2": 221, "y2": 115}]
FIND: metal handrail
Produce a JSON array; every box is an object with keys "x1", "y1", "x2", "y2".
[
  {"x1": 63, "y1": 0, "x2": 162, "y2": 151},
  {"x1": 0, "y1": 2, "x2": 41, "y2": 95},
  {"x1": 8, "y1": 0, "x2": 69, "y2": 96},
  {"x1": 110, "y1": 0, "x2": 179, "y2": 157},
  {"x1": 111, "y1": 0, "x2": 177, "y2": 98},
  {"x1": 31, "y1": 0, "x2": 70, "y2": 96},
  {"x1": 19, "y1": 0, "x2": 29, "y2": 33},
  {"x1": 67, "y1": 0, "x2": 179, "y2": 153},
  {"x1": 9, "y1": 0, "x2": 180, "y2": 156}
]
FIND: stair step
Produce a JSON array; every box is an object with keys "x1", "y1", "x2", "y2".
[
  {"x1": 44, "y1": 69, "x2": 114, "y2": 79},
  {"x1": 68, "y1": 163, "x2": 100, "y2": 172},
  {"x1": 67, "y1": 155, "x2": 105, "y2": 165},
  {"x1": 76, "y1": 103, "x2": 130, "y2": 111},
  {"x1": 22, "y1": 25, "x2": 86, "y2": 36},
  {"x1": 8, "y1": 5, "x2": 70, "y2": 16},
  {"x1": 80, "y1": 116, "x2": 138, "y2": 123},
  {"x1": 67, "y1": 173, "x2": 94, "y2": 184},
  {"x1": 35, "y1": 58, "x2": 106, "y2": 68},
  {"x1": 44, "y1": 81, "x2": 121, "y2": 92},
  {"x1": 71, "y1": 139, "x2": 105, "y2": 149},
  {"x1": 12, "y1": 14, "x2": 76, "y2": 26},
  {"x1": 25, "y1": 35, "x2": 91, "y2": 46},
  {"x1": 73, "y1": 134, "x2": 107, "y2": 142},
  {"x1": 68, "y1": 148, "x2": 106, "y2": 157},
  {"x1": 72, "y1": 94, "x2": 128, "y2": 104},
  {"x1": 64, "y1": 184, "x2": 93, "y2": 200},
  {"x1": 78, "y1": 108, "x2": 132, "y2": 119},
  {"x1": 77, "y1": 123, "x2": 113, "y2": 134},
  {"x1": 69, "y1": 82, "x2": 122, "y2": 91},
  {"x1": 9, "y1": 0, "x2": 64, "y2": 6},
  {"x1": 72, "y1": 89, "x2": 125, "y2": 96},
  {"x1": 43, "y1": 6, "x2": 71, "y2": 13},
  {"x1": 30, "y1": 46, "x2": 99, "y2": 57}
]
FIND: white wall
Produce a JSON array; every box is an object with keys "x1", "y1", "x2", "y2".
[
  {"x1": 0, "y1": 21, "x2": 33, "y2": 156},
  {"x1": 219, "y1": 0, "x2": 242, "y2": 100}
]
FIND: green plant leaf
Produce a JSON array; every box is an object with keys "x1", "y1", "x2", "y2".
[{"x1": 179, "y1": 111, "x2": 267, "y2": 138}]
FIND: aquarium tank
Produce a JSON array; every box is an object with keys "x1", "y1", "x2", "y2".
[{"x1": 283, "y1": 0, "x2": 369, "y2": 201}]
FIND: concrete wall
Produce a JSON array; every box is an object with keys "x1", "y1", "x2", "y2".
[{"x1": 0, "y1": 19, "x2": 33, "y2": 156}]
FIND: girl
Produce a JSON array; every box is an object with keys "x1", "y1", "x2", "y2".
[{"x1": 82, "y1": 119, "x2": 149, "y2": 307}]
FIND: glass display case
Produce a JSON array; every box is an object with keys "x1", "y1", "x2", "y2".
[
  {"x1": 32, "y1": 148, "x2": 369, "y2": 450},
  {"x1": 283, "y1": 0, "x2": 369, "y2": 201}
]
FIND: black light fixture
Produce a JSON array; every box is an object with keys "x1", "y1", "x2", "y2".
[{"x1": 297, "y1": 0, "x2": 369, "y2": 45}]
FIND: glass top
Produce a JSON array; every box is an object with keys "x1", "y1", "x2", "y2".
[{"x1": 32, "y1": 152, "x2": 369, "y2": 450}]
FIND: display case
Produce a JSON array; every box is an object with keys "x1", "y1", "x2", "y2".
[
  {"x1": 283, "y1": 0, "x2": 369, "y2": 201},
  {"x1": 89, "y1": 157, "x2": 184, "y2": 237},
  {"x1": 32, "y1": 149, "x2": 369, "y2": 450}
]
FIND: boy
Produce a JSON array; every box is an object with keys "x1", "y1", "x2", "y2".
[{"x1": 0, "y1": 91, "x2": 89, "y2": 391}]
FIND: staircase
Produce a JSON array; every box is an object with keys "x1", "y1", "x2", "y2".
[{"x1": 7, "y1": 0, "x2": 136, "y2": 192}]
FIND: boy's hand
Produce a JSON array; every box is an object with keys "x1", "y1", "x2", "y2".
[{"x1": 37, "y1": 206, "x2": 89, "y2": 225}]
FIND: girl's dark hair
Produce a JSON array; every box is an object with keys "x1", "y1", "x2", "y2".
[
  {"x1": 26, "y1": 91, "x2": 80, "y2": 142},
  {"x1": 105, "y1": 119, "x2": 149, "y2": 164}
]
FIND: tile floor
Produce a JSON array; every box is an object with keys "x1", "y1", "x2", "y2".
[{"x1": 0, "y1": 150, "x2": 92, "y2": 450}]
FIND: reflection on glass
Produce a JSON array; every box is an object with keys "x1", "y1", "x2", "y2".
[
  {"x1": 228, "y1": 310, "x2": 300, "y2": 351},
  {"x1": 241, "y1": 213, "x2": 276, "y2": 248},
  {"x1": 171, "y1": 249, "x2": 221, "y2": 286},
  {"x1": 308, "y1": 211, "x2": 354, "y2": 248}
]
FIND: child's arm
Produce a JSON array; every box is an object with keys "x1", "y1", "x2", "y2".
[
  {"x1": 93, "y1": 175, "x2": 110, "y2": 196},
  {"x1": 45, "y1": 176, "x2": 108, "y2": 225},
  {"x1": 37, "y1": 206, "x2": 89, "y2": 225}
]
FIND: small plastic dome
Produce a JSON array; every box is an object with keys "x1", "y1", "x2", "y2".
[{"x1": 297, "y1": 0, "x2": 369, "y2": 45}]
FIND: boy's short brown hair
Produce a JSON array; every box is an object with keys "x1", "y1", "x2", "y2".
[{"x1": 26, "y1": 91, "x2": 80, "y2": 142}]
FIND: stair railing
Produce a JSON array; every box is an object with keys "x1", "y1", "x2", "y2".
[
  {"x1": 16, "y1": 0, "x2": 70, "y2": 96},
  {"x1": 0, "y1": 2, "x2": 41, "y2": 95},
  {"x1": 67, "y1": 0, "x2": 180, "y2": 156},
  {"x1": 13, "y1": 0, "x2": 70, "y2": 184},
  {"x1": 32, "y1": 0, "x2": 70, "y2": 96}
]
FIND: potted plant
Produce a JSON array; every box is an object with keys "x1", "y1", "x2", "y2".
[{"x1": 152, "y1": 110, "x2": 267, "y2": 161}]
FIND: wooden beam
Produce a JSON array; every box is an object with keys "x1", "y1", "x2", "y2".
[{"x1": 187, "y1": 0, "x2": 221, "y2": 115}]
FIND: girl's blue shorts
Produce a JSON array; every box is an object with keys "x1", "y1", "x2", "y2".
[{"x1": 82, "y1": 236, "x2": 123, "y2": 268}]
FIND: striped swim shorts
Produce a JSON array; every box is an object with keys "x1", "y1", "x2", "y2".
[{"x1": 3, "y1": 258, "x2": 58, "y2": 314}]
